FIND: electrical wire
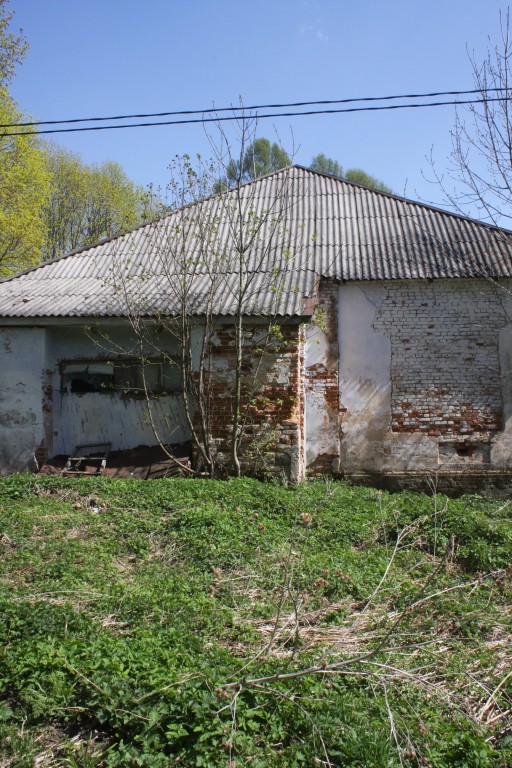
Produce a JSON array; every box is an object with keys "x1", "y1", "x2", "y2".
[
  {"x1": 0, "y1": 87, "x2": 505, "y2": 129},
  {"x1": 1, "y1": 94, "x2": 505, "y2": 138}
]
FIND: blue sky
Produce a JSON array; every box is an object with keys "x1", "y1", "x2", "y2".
[{"x1": 9, "y1": 0, "x2": 508, "y2": 210}]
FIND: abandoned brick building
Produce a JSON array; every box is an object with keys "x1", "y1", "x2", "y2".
[{"x1": 1, "y1": 165, "x2": 512, "y2": 489}]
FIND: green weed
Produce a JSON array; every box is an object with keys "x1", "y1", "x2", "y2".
[{"x1": 0, "y1": 475, "x2": 510, "y2": 766}]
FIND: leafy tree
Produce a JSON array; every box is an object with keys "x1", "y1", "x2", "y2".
[
  {"x1": 0, "y1": 91, "x2": 51, "y2": 276},
  {"x1": 344, "y1": 167, "x2": 394, "y2": 193},
  {"x1": 43, "y1": 144, "x2": 148, "y2": 260},
  {"x1": 0, "y1": 1, "x2": 148, "y2": 270},
  {"x1": 309, "y1": 153, "x2": 393, "y2": 192},
  {"x1": 309, "y1": 153, "x2": 344, "y2": 178},
  {"x1": 216, "y1": 137, "x2": 291, "y2": 190},
  {"x1": 0, "y1": 0, "x2": 27, "y2": 85},
  {"x1": 217, "y1": 141, "x2": 393, "y2": 196},
  {"x1": 85, "y1": 160, "x2": 144, "y2": 242},
  {"x1": 238, "y1": 137, "x2": 290, "y2": 181},
  {"x1": 0, "y1": 3, "x2": 50, "y2": 276}
]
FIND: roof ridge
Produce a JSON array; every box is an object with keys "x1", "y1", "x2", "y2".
[
  {"x1": 0, "y1": 167, "x2": 306, "y2": 284},
  {"x1": 291, "y1": 164, "x2": 512, "y2": 235},
  {"x1": 1, "y1": 164, "x2": 512, "y2": 289}
]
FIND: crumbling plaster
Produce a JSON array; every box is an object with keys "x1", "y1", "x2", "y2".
[
  {"x1": 304, "y1": 280, "x2": 341, "y2": 475},
  {"x1": 0, "y1": 323, "x2": 191, "y2": 473},
  {"x1": 48, "y1": 325, "x2": 190, "y2": 458},
  {"x1": 338, "y1": 283, "x2": 394, "y2": 472},
  {"x1": 490, "y1": 280, "x2": 512, "y2": 466},
  {"x1": 338, "y1": 279, "x2": 512, "y2": 476},
  {"x1": 2, "y1": 276, "x2": 512, "y2": 483},
  {"x1": 0, "y1": 327, "x2": 46, "y2": 474}
]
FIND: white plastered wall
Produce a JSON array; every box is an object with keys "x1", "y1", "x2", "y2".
[
  {"x1": 47, "y1": 325, "x2": 191, "y2": 456},
  {"x1": 338, "y1": 279, "x2": 512, "y2": 475},
  {"x1": 304, "y1": 321, "x2": 338, "y2": 466},
  {"x1": 0, "y1": 327, "x2": 47, "y2": 474},
  {"x1": 0, "y1": 322, "x2": 192, "y2": 472},
  {"x1": 337, "y1": 284, "x2": 399, "y2": 472},
  {"x1": 491, "y1": 279, "x2": 512, "y2": 466}
]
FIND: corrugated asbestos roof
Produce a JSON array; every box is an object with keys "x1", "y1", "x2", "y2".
[{"x1": 1, "y1": 165, "x2": 512, "y2": 319}]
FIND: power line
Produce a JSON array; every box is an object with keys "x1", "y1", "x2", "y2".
[
  {"x1": 0, "y1": 88, "x2": 505, "y2": 129},
  {"x1": 1, "y1": 96, "x2": 504, "y2": 138}
]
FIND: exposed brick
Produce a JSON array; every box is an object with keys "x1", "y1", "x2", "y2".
[
  {"x1": 374, "y1": 280, "x2": 504, "y2": 439},
  {"x1": 195, "y1": 321, "x2": 304, "y2": 479},
  {"x1": 305, "y1": 279, "x2": 342, "y2": 477}
]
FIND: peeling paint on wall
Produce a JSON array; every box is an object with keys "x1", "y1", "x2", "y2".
[
  {"x1": 0, "y1": 328, "x2": 46, "y2": 474},
  {"x1": 305, "y1": 280, "x2": 341, "y2": 475},
  {"x1": 338, "y1": 283, "x2": 391, "y2": 473},
  {"x1": 3, "y1": 277, "x2": 512, "y2": 486},
  {"x1": 339, "y1": 279, "x2": 512, "y2": 477}
]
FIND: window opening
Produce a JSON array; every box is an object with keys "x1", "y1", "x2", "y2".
[{"x1": 61, "y1": 359, "x2": 182, "y2": 396}]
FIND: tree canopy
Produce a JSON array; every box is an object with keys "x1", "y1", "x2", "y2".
[
  {"x1": 0, "y1": 90, "x2": 51, "y2": 276},
  {"x1": 215, "y1": 137, "x2": 291, "y2": 191},
  {"x1": 309, "y1": 152, "x2": 393, "y2": 193},
  {"x1": 309, "y1": 153, "x2": 344, "y2": 178},
  {"x1": 236, "y1": 137, "x2": 291, "y2": 181},
  {"x1": 343, "y1": 167, "x2": 393, "y2": 194},
  {"x1": 0, "y1": 0, "x2": 27, "y2": 85},
  {"x1": 0, "y1": 0, "x2": 156, "y2": 274},
  {"x1": 0, "y1": 3, "x2": 51, "y2": 276},
  {"x1": 215, "y1": 139, "x2": 393, "y2": 195},
  {"x1": 43, "y1": 145, "x2": 148, "y2": 260}
]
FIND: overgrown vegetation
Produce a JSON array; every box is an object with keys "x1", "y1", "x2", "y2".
[{"x1": 0, "y1": 475, "x2": 510, "y2": 767}]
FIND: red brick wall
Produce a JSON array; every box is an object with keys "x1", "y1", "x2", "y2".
[
  {"x1": 202, "y1": 321, "x2": 304, "y2": 479},
  {"x1": 373, "y1": 281, "x2": 504, "y2": 440}
]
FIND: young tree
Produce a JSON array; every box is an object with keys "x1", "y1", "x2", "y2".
[
  {"x1": 434, "y1": 10, "x2": 512, "y2": 225},
  {"x1": 110, "y1": 122, "x2": 305, "y2": 478}
]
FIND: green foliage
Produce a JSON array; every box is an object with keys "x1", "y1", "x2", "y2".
[
  {"x1": 0, "y1": 2, "x2": 51, "y2": 277},
  {"x1": 0, "y1": 88, "x2": 51, "y2": 276},
  {"x1": 0, "y1": 1, "x2": 149, "y2": 273},
  {"x1": 380, "y1": 490, "x2": 512, "y2": 571},
  {"x1": 0, "y1": 3, "x2": 148, "y2": 274},
  {"x1": 43, "y1": 144, "x2": 148, "y2": 260},
  {"x1": 238, "y1": 137, "x2": 291, "y2": 181},
  {"x1": 309, "y1": 153, "x2": 344, "y2": 178},
  {"x1": 308, "y1": 153, "x2": 394, "y2": 192},
  {"x1": 216, "y1": 137, "x2": 291, "y2": 190},
  {"x1": 0, "y1": 0, "x2": 28, "y2": 85},
  {"x1": 0, "y1": 475, "x2": 510, "y2": 766},
  {"x1": 344, "y1": 167, "x2": 394, "y2": 193}
]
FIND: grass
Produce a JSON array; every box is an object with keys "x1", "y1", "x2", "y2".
[{"x1": 0, "y1": 474, "x2": 510, "y2": 767}]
